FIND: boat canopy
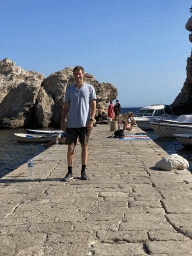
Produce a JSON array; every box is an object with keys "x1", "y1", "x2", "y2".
[
  {"x1": 140, "y1": 104, "x2": 165, "y2": 110},
  {"x1": 137, "y1": 104, "x2": 165, "y2": 117}
]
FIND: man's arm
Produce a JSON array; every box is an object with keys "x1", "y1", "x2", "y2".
[
  {"x1": 61, "y1": 102, "x2": 70, "y2": 131},
  {"x1": 90, "y1": 100, "x2": 96, "y2": 120},
  {"x1": 87, "y1": 100, "x2": 96, "y2": 130}
]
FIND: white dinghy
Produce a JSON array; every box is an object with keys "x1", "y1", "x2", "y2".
[
  {"x1": 26, "y1": 129, "x2": 62, "y2": 136},
  {"x1": 14, "y1": 133, "x2": 58, "y2": 143}
]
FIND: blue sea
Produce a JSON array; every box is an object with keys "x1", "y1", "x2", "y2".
[
  {"x1": 121, "y1": 107, "x2": 141, "y2": 115},
  {"x1": 0, "y1": 107, "x2": 191, "y2": 178}
]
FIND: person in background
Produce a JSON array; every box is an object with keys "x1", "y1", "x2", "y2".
[
  {"x1": 128, "y1": 111, "x2": 136, "y2": 125},
  {"x1": 41, "y1": 132, "x2": 66, "y2": 148},
  {"x1": 61, "y1": 66, "x2": 97, "y2": 182},
  {"x1": 123, "y1": 112, "x2": 136, "y2": 131},
  {"x1": 114, "y1": 100, "x2": 121, "y2": 122},
  {"x1": 98, "y1": 107, "x2": 103, "y2": 124},
  {"x1": 41, "y1": 132, "x2": 80, "y2": 148},
  {"x1": 108, "y1": 101, "x2": 114, "y2": 120}
]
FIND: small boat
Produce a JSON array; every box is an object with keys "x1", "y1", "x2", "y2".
[
  {"x1": 14, "y1": 133, "x2": 58, "y2": 143},
  {"x1": 174, "y1": 134, "x2": 192, "y2": 146},
  {"x1": 134, "y1": 104, "x2": 177, "y2": 130},
  {"x1": 156, "y1": 114, "x2": 192, "y2": 125},
  {"x1": 26, "y1": 129, "x2": 62, "y2": 136},
  {"x1": 150, "y1": 116, "x2": 192, "y2": 137}
]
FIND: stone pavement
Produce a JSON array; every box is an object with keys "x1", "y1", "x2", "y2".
[{"x1": 1, "y1": 125, "x2": 192, "y2": 255}]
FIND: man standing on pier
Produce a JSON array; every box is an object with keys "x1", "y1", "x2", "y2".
[
  {"x1": 61, "y1": 66, "x2": 97, "y2": 181},
  {"x1": 114, "y1": 100, "x2": 121, "y2": 122}
]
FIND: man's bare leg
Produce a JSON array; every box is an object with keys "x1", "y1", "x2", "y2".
[
  {"x1": 63, "y1": 143, "x2": 75, "y2": 181},
  {"x1": 81, "y1": 144, "x2": 88, "y2": 165},
  {"x1": 81, "y1": 144, "x2": 89, "y2": 180},
  {"x1": 67, "y1": 143, "x2": 75, "y2": 167}
]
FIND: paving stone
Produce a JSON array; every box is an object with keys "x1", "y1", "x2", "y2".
[
  {"x1": 0, "y1": 202, "x2": 21, "y2": 218},
  {"x1": 16, "y1": 245, "x2": 45, "y2": 256},
  {"x1": 162, "y1": 199, "x2": 192, "y2": 214},
  {"x1": 73, "y1": 220, "x2": 119, "y2": 231},
  {"x1": 84, "y1": 212, "x2": 124, "y2": 221},
  {"x1": 29, "y1": 222, "x2": 73, "y2": 233},
  {"x1": 146, "y1": 240, "x2": 192, "y2": 255},
  {"x1": 166, "y1": 213, "x2": 192, "y2": 228},
  {"x1": 0, "y1": 235, "x2": 16, "y2": 255},
  {"x1": 89, "y1": 241, "x2": 148, "y2": 255},
  {"x1": 44, "y1": 231, "x2": 95, "y2": 256},
  {"x1": 98, "y1": 200, "x2": 128, "y2": 208},
  {"x1": 0, "y1": 217, "x2": 27, "y2": 227},
  {"x1": 145, "y1": 208, "x2": 165, "y2": 214},
  {"x1": 120, "y1": 214, "x2": 174, "y2": 232},
  {"x1": 148, "y1": 230, "x2": 190, "y2": 241},
  {"x1": 129, "y1": 200, "x2": 162, "y2": 208},
  {"x1": 97, "y1": 230, "x2": 148, "y2": 243}
]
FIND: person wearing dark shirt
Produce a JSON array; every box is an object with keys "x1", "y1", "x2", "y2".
[{"x1": 114, "y1": 100, "x2": 121, "y2": 122}]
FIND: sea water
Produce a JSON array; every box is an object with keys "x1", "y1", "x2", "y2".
[
  {"x1": 0, "y1": 128, "x2": 45, "y2": 178},
  {"x1": 0, "y1": 107, "x2": 191, "y2": 178},
  {"x1": 120, "y1": 107, "x2": 141, "y2": 115}
]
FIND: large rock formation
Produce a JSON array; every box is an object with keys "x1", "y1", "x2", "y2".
[
  {"x1": 171, "y1": 10, "x2": 192, "y2": 114},
  {"x1": 35, "y1": 68, "x2": 74, "y2": 127},
  {"x1": 0, "y1": 59, "x2": 44, "y2": 128},
  {"x1": 0, "y1": 59, "x2": 118, "y2": 128}
]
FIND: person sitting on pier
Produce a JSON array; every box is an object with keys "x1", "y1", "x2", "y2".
[
  {"x1": 42, "y1": 132, "x2": 66, "y2": 147},
  {"x1": 98, "y1": 107, "x2": 103, "y2": 124},
  {"x1": 123, "y1": 112, "x2": 136, "y2": 131}
]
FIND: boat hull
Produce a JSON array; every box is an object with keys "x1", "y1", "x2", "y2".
[
  {"x1": 174, "y1": 134, "x2": 192, "y2": 146},
  {"x1": 134, "y1": 117, "x2": 157, "y2": 130},
  {"x1": 150, "y1": 122, "x2": 192, "y2": 137},
  {"x1": 14, "y1": 133, "x2": 58, "y2": 143},
  {"x1": 135, "y1": 115, "x2": 177, "y2": 130},
  {"x1": 26, "y1": 129, "x2": 62, "y2": 135}
]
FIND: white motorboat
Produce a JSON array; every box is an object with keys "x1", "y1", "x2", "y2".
[
  {"x1": 134, "y1": 104, "x2": 176, "y2": 130},
  {"x1": 155, "y1": 114, "x2": 192, "y2": 125},
  {"x1": 150, "y1": 115, "x2": 192, "y2": 137},
  {"x1": 174, "y1": 134, "x2": 192, "y2": 146},
  {"x1": 14, "y1": 133, "x2": 58, "y2": 143},
  {"x1": 26, "y1": 129, "x2": 62, "y2": 136}
]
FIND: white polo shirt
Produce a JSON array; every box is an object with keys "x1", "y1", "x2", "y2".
[{"x1": 65, "y1": 82, "x2": 97, "y2": 128}]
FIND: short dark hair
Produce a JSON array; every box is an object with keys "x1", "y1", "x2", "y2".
[{"x1": 73, "y1": 66, "x2": 84, "y2": 74}]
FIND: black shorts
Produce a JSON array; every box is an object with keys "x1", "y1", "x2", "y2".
[{"x1": 66, "y1": 127, "x2": 91, "y2": 146}]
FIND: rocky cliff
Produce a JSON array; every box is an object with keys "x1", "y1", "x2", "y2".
[
  {"x1": 0, "y1": 59, "x2": 118, "y2": 128},
  {"x1": 170, "y1": 11, "x2": 192, "y2": 114},
  {"x1": 0, "y1": 59, "x2": 44, "y2": 128}
]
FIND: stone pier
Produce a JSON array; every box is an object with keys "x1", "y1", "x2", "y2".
[{"x1": 1, "y1": 125, "x2": 192, "y2": 255}]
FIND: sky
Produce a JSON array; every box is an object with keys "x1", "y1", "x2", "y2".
[{"x1": 0, "y1": 0, "x2": 192, "y2": 107}]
